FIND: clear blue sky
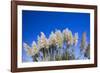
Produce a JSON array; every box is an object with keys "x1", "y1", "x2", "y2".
[{"x1": 22, "y1": 10, "x2": 90, "y2": 62}]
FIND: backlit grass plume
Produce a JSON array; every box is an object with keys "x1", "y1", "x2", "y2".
[{"x1": 23, "y1": 28, "x2": 90, "y2": 62}]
